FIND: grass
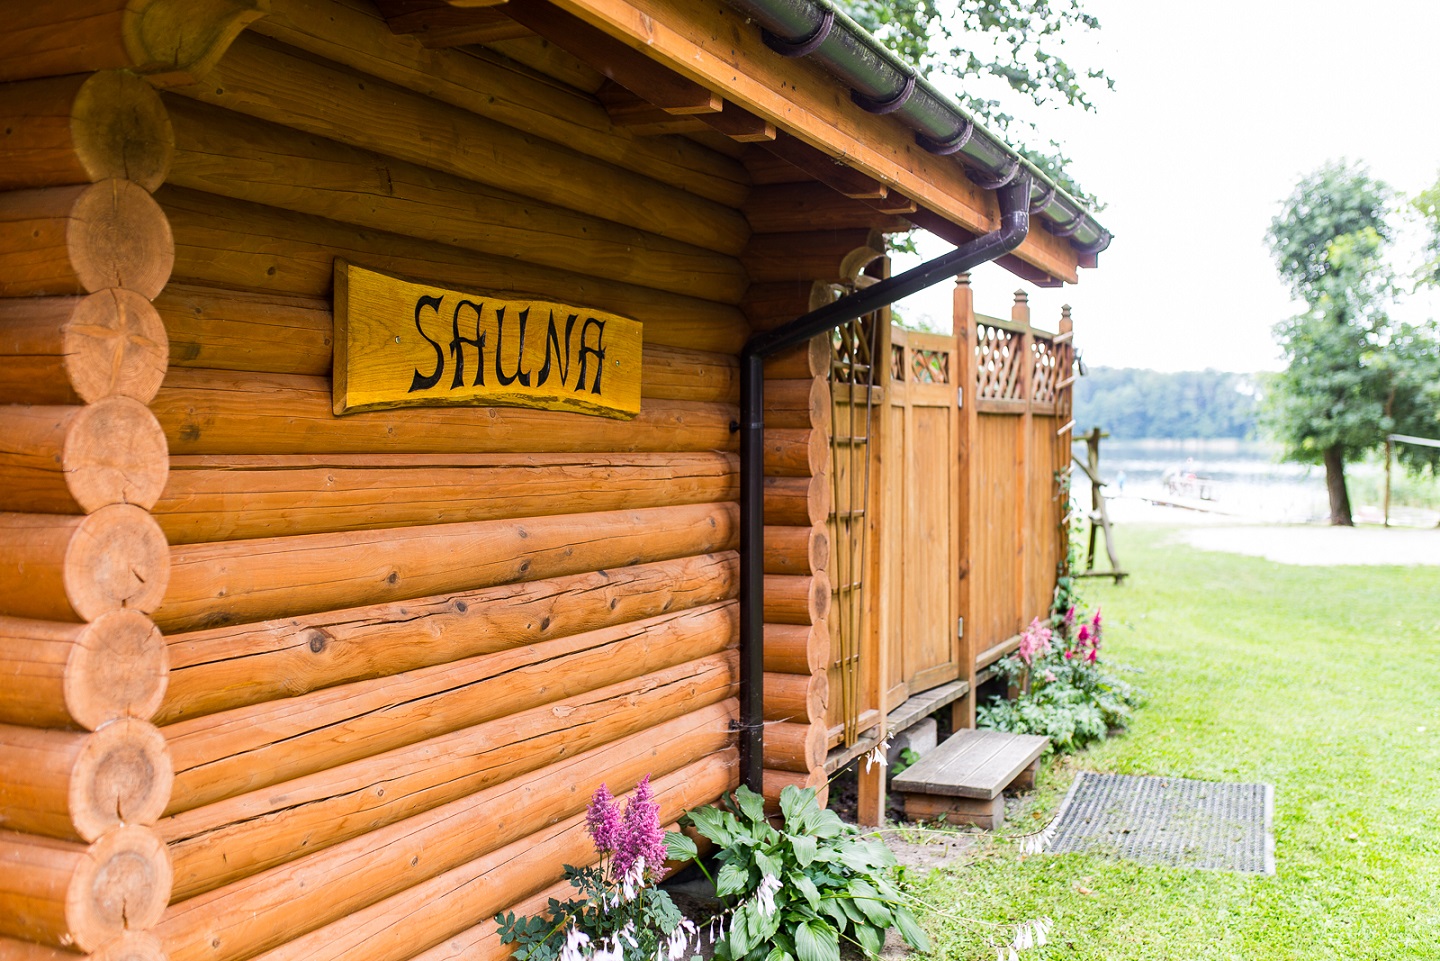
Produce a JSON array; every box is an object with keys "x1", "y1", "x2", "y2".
[{"x1": 908, "y1": 525, "x2": 1440, "y2": 960}]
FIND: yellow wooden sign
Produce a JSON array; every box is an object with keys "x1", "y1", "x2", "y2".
[{"x1": 333, "y1": 261, "x2": 642, "y2": 419}]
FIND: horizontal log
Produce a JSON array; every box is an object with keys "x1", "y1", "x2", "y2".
[
  {"x1": 170, "y1": 31, "x2": 748, "y2": 255},
  {"x1": 763, "y1": 719, "x2": 827, "y2": 774},
  {"x1": 0, "y1": 931, "x2": 165, "y2": 961},
  {"x1": 0, "y1": 611, "x2": 167, "y2": 730},
  {"x1": 152, "y1": 369, "x2": 736, "y2": 458},
  {"x1": 155, "y1": 450, "x2": 738, "y2": 544},
  {"x1": 743, "y1": 280, "x2": 837, "y2": 329},
  {"x1": 0, "y1": 181, "x2": 172, "y2": 299},
  {"x1": 156, "y1": 710, "x2": 735, "y2": 961},
  {"x1": 254, "y1": 0, "x2": 749, "y2": 208},
  {"x1": 0, "y1": 71, "x2": 173, "y2": 192},
  {"x1": 0, "y1": 1, "x2": 264, "y2": 85},
  {"x1": 764, "y1": 377, "x2": 829, "y2": 431},
  {"x1": 155, "y1": 284, "x2": 331, "y2": 377},
  {"x1": 162, "y1": 653, "x2": 737, "y2": 899},
  {"x1": 763, "y1": 524, "x2": 828, "y2": 576},
  {"x1": 384, "y1": 4, "x2": 533, "y2": 46},
  {"x1": 0, "y1": 399, "x2": 169, "y2": 514},
  {"x1": 0, "y1": 719, "x2": 172, "y2": 842},
  {"x1": 742, "y1": 230, "x2": 886, "y2": 285},
  {"x1": 642, "y1": 346, "x2": 741, "y2": 404},
  {"x1": 402, "y1": 879, "x2": 571, "y2": 961},
  {"x1": 163, "y1": 95, "x2": 747, "y2": 305},
  {"x1": 763, "y1": 428, "x2": 827, "y2": 478},
  {"x1": 164, "y1": 602, "x2": 738, "y2": 813},
  {"x1": 762, "y1": 572, "x2": 831, "y2": 626},
  {"x1": 158, "y1": 500, "x2": 738, "y2": 632},
  {"x1": 763, "y1": 335, "x2": 830, "y2": 380},
  {"x1": 764, "y1": 474, "x2": 830, "y2": 527},
  {"x1": 157, "y1": 186, "x2": 747, "y2": 354},
  {"x1": 0, "y1": 507, "x2": 170, "y2": 622},
  {"x1": 743, "y1": 183, "x2": 913, "y2": 234},
  {"x1": 0, "y1": 291, "x2": 168, "y2": 406},
  {"x1": 763, "y1": 670, "x2": 826, "y2": 724},
  {"x1": 0, "y1": 826, "x2": 171, "y2": 952},
  {"x1": 239, "y1": 747, "x2": 736, "y2": 961},
  {"x1": 763, "y1": 622, "x2": 830, "y2": 676},
  {"x1": 159, "y1": 552, "x2": 737, "y2": 724}
]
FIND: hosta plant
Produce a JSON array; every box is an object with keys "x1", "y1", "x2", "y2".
[{"x1": 670, "y1": 784, "x2": 929, "y2": 961}]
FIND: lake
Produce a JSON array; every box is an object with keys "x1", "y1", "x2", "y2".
[{"x1": 1069, "y1": 438, "x2": 1438, "y2": 527}]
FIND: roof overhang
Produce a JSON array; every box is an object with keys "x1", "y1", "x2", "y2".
[{"x1": 433, "y1": 0, "x2": 1110, "y2": 286}]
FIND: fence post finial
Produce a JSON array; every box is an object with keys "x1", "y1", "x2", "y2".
[{"x1": 1012, "y1": 289, "x2": 1031, "y2": 327}]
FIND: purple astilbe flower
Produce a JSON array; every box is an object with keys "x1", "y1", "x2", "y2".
[
  {"x1": 613, "y1": 775, "x2": 666, "y2": 879},
  {"x1": 586, "y1": 783, "x2": 621, "y2": 856}
]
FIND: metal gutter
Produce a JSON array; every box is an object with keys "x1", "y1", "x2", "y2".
[
  {"x1": 736, "y1": 173, "x2": 1035, "y2": 792},
  {"x1": 725, "y1": 0, "x2": 1112, "y2": 257}
]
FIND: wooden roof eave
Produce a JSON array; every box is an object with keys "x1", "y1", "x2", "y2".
[{"x1": 451, "y1": 0, "x2": 1083, "y2": 285}]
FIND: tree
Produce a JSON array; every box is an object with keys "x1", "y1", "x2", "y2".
[
  {"x1": 838, "y1": 0, "x2": 1111, "y2": 206},
  {"x1": 1263, "y1": 162, "x2": 1432, "y2": 525}
]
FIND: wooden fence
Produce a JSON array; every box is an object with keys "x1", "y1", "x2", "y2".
[{"x1": 825, "y1": 276, "x2": 1076, "y2": 755}]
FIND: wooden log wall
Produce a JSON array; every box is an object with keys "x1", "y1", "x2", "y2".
[
  {"x1": 0, "y1": 32, "x2": 179, "y2": 958},
  {"x1": 16, "y1": 2, "x2": 841, "y2": 958}
]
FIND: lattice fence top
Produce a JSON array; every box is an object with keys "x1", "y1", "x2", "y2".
[
  {"x1": 975, "y1": 322, "x2": 1023, "y2": 400},
  {"x1": 909, "y1": 347, "x2": 950, "y2": 384},
  {"x1": 889, "y1": 343, "x2": 906, "y2": 383},
  {"x1": 1031, "y1": 337, "x2": 1061, "y2": 404},
  {"x1": 831, "y1": 317, "x2": 877, "y2": 386}
]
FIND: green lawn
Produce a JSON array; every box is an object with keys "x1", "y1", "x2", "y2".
[{"x1": 912, "y1": 525, "x2": 1440, "y2": 960}]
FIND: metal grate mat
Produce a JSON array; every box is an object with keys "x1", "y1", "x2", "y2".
[{"x1": 1041, "y1": 772, "x2": 1275, "y2": 875}]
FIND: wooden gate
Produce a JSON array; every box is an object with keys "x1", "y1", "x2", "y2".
[{"x1": 878, "y1": 325, "x2": 962, "y2": 711}]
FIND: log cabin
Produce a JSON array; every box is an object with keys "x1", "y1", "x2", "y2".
[{"x1": 0, "y1": 1, "x2": 1109, "y2": 959}]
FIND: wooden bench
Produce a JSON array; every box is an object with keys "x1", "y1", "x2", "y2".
[{"x1": 892, "y1": 730, "x2": 1049, "y2": 829}]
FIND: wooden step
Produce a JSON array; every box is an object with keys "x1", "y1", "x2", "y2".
[{"x1": 892, "y1": 729, "x2": 1048, "y2": 829}]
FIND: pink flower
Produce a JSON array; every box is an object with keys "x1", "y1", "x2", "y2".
[
  {"x1": 1064, "y1": 606, "x2": 1077, "y2": 628},
  {"x1": 1043, "y1": 670, "x2": 1057, "y2": 683},
  {"x1": 1085, "y1": 647, "x2": 1098, "y2": 664},
  {"x1": 1064, "y1": 649, "x2": 1075, "y2": 660},
  {"x1": 1016, "y1": 618, "x2": 1053, "y2": 665},
  {"x1": 1077, "y1": 624, "x2": 1091, "y2": 646},
  {"x1": 613, "y1": 775, "x2": 666, "y2": 879},
  {"x1": 587, "y1": 783, "x2": 621, "y2": 855}
]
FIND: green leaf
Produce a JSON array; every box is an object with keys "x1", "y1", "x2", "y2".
[
  {"x1": 764, "y1": 948, "x2": 794, "y2": 961},
  {"x1": 736, "y1": 785, "x2": 767, "y2": 824},
  {"x1": 808, "y1": 810, "x2": 848, "y2": 839},
  {"x1": 753, "y1": 850, "x2": 781, "y2": 878},
  {"x1": 716, "y1": 862, "x2": 752, "y2": 898},
  {"x1": 790, "y1": 871, "x2": 822, "y2": 910},
  {"x1": 665, "y1": 831, "x2": 699, "y2": 861},
  {"x1": 789, "y1": 833, "x2": 818, "y2": 868},
  {"x1": 686, "y1": 805, "x2": 737, "y2": 845},
  {"x1": 847, "y1": 881, "x2": 892, "y2": 927},
  {"x1": 892, "y1": 905, "x2": 930, "y2": 953},
  {"x1": 729, "y1": 904, "x2": 754, "y2": 957},
  {"x1": 794, "y1": 920, "x2": 840, "y2": 961},
  {"x1": 779, "y1": 785, "x2": 817, "y2": 829},
  {"x1": 854, "y1": 924, "x2": 883, "y2": 958}
]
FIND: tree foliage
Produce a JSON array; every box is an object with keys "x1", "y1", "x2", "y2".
[
  {"x1": 837, "y1": 0, "x2": 1111, "y2": 206},
  {"x1": 1263, "y1": 161, "x2": 1440, "y2": 524},
  {"x1": 1072, "y1": 367, "x2": 1258, "y2": 440}
]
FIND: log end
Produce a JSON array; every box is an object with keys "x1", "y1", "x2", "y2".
[
  {"x1": 73, "y1": 72, "x2": 175, "y2": 191},
  {"x1": 68, "y1": 612, "x2": 168, "y2": 730},
  {"x1": 70, "y1": 180, "x2": 174, "y2": 299},
  {"x1": 66, "y1": 506, "x2": 171, "y2": 620},
  {"x1": 71, "y1": 720, "x2": 173, "y2": 840},
  {"x1": 65, "y1": 398, "x2": 170, "y2": 512},
  {"x1": 123, "y1": 0, "x2": 270, "y2": 82},
  {"x1": 69, "y1": 827, "x2": 172, "y2": 953},
  {"x1": 65, "y1": 290, "x2": 169, "y2": 404},
  {"x1": 92, "y1": 931, "x2": 167, "y2": 961}
]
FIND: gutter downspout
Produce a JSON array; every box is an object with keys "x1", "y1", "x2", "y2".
[{"x1": 737, "y1": 172, "x2": 1035, "y2": 792}]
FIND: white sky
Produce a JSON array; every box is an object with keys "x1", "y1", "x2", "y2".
[{"x1": 891, "y1": 0, "x2": 1440, "y2": 372}]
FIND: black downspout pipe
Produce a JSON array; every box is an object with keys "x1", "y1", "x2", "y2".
[{"x1": 736, "y1": 172, "x2": 1034, "y2": 793}]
